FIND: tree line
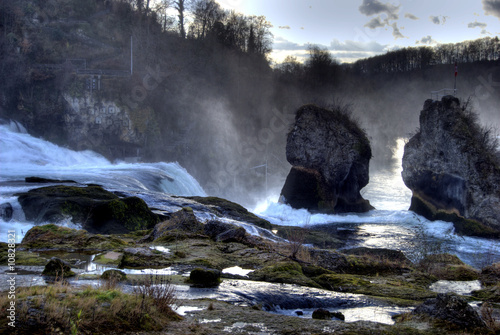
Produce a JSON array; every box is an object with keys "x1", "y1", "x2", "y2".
[{"x1": 350, "y1": 37, "x2": 499, "y2": 75}]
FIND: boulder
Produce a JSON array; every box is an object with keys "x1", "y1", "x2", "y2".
[
  {"x1": 187, "y1": 196, "x2": 273, "y2": 230},
  {"x1": 418, "y1": 253, "x2": 479, "y2": 281},
  {"x1": 42, "y1": 257, "x2": 75, "y2": 277},
  {"x1": 280, "y1": 104, "x2": 373, "y2": 213},
  {"x1": 402, "y1": 96, "x2": 500, "y2": 238},
  {"x1": 101, "y1": 269, "x2": 127, "y2": 281},
  {"x1": 204, "y1": 220, "x2": 247, "y2": 242},
  {"x1": 119, "y1": 247, "x2": 170, "y2": 268},
  {"x1": 215, "y1": 227, "x2": 246, "y2": 243},
  {"x1": 410, "y1": 293, "x2": 486, "y2": 330},
  {"x1": 21, "y1": 224, "x2": 126, "y2": 250},
  {"x1": 311, "y1": 308, "x2": 331, "y2": 320},
  {"x1": 0, "y1": 203, "x2": 13, "y2": 221},
  {"x1": 17, "y1": 185, "x2": 159, "y2": 234},
  {"x1": 140, "y1": 208, "x2": 204, "y2": 242},
  {"x1": 188, "y1": 268, "x2": 221, "y2": 287},
  {"x1": 480, "y1": 262, "x2": 500, "y2": 286}
]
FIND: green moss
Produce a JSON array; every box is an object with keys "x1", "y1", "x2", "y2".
[
  {"x1": 411, "y1": 195, "x2": 500, "y2": 238},
  {"x1": 313, "y1": 273, "x2": 370, "y2": 292},
  {"x1": 249, "y1": 261, "x2": 322, "y2": 288},
  {"x1": 0, "y1": 244, "x2": 48, "y2": 266},
  {"x1": 313, "y1": 273, "x2": 437, "y2": 302},
  {"x1": 471, "y1": 284, "x2": 500, "y2": 302}
]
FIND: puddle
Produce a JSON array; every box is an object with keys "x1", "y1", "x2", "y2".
[
  {"x1": 272, "y1": 305, "x2": 409, "y2": 325},
  {"x1": 223, "y1": 322, "x2": 272, "y2": 334},
  {"x1": 175, "y1": 306, "x2": 203, "y2": 316},
  {"x1": 429, "y1": 280, "x2": 482, "y2": 295},
  {"x1": 150, "y1": 246, "x2": 171, "y2": 254},
  {"x1": 200, "y1": 319, "x2": 222, "y2": 323},
  {"x1": 222, "y1": 266, "x2": 254, "y2": 277}
]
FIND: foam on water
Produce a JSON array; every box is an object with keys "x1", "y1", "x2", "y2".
[{"x1": 0, "y1": 122, "x2": 206, "y2": 243}]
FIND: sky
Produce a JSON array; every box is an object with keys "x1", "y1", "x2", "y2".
[{"x1": 216, "y1": 0, "x2": 500, "y2": 64}]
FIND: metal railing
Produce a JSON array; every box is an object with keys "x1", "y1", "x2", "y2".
[{"x1": 430, "y1": 88, "x2": 457, "y2": 101}]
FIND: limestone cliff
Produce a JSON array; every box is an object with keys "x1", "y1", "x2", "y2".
[
  {"x1": 402, "y1": 96, "x2": 500, "y2": 238},
  {"x1": 280, "y1": 104, "x2": 373, "y2": 213}
]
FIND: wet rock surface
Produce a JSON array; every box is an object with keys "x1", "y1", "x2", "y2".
[
  {"x1": 281, "y1": 104, "x2": 373, "y2": 213},
  {"x1": 42, "y1": 257, "x2": 75, "y2": 277},
  {"x1": 0, "y1": 202, "x2": 13, "y2": 222},
  {"x1": 402, "y1": 96, "x2": 500, "y2": 238},
  {"x1": 17, "y1": 185, "x2": 159, "y2": 234},
  {"x1": 410, "y1": 293, "x2": 487, "y2": 330}
]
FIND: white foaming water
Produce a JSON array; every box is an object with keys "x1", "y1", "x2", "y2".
[
  {"x1": 0, "y1": 122, "x2": 206, "y2": 242},
  {"x1": 253, "y1": 138, "x2": 500, "y2": 268}
]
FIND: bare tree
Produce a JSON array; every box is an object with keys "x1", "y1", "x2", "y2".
[{"x1": 174, "y1": 0, "x2": 188, "y2": 38}]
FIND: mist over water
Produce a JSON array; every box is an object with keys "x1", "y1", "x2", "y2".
[{"x1": 1, "y1": 121, "x2": 500, "y2": 269}]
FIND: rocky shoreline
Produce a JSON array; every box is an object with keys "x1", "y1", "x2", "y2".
[{"x1": 1, "y1": 182, "x2": 499, "y2": 334}]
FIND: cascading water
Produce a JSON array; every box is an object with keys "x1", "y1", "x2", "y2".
[
  {"x1": 0, "y1": 122, "x2": 206, "y2": 242},
  {"x1": 1, "y1": 122, "x2": 499, "y2": 268},
  {"x1": 254, "y1": 138, "x2": 500, "y2": 268}
]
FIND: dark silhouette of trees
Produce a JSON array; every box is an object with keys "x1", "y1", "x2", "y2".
[
  {"x1": 352, "y1": 37, "x2": 499, "y2": 75},
  {"x1": 174, "y1": 0, "x2": 188, "y2": 38}
]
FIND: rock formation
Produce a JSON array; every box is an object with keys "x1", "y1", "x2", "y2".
[
  {"x1": 17, "y1": 185, "x2": 159, "y2": 234},
  {"x1": 402, "y1": 96, "x2": 500, "y2": 238},
  {"x1": 280, "y1": 104, "x2": 373, "y2": 213}
]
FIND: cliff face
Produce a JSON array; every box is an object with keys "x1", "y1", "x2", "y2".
[
  {"x1": 402, "y1": 96, "x2": 500, "y2": 238},
  {"x1": 280, "y1": 104, "x2": 373, "y2": 213}
]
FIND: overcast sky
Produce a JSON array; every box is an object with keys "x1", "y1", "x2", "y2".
[{"x1": 216, "y1": 0, "x2": 500, "y2": 64}]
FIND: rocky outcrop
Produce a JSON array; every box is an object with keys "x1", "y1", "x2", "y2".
[
  {"x1": 402, "y1": 96, "x2": 500, "y2": 238},
  {"x1": 0, "y1": 203, "x2": 13, "y2": 222},
  {"x1": 280, "y1": 104, "x2": 373, "y2": 213},
  {"x1": 42, "y1": 257, "x2": 75, "y2": 277},
  {"x1": 410, "y1": 293, "x2": 486, "y2": 330},
  {"x1": 17, "y1": 185, "x2": 159, "y2": 234}
]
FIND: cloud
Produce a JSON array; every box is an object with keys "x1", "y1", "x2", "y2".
[
  {"x1": 359, "y1": 0, "x2": 400, "y2": 20},
  {"x1": 364, "y1": 16, "x2": 386, "y2": 29},
  {"x1": 278, "y1": 25, "x2": 291, "y2": 30},
  {"x1": 272, "y1": 36, "x2": 306, "y2": 51},
  {"x1": 416, "y1": 35, "x2": 437, "y2": 45},
  {"x1": 404, "y1": 13, "x2": 419, "y2": 20},
  {"x1": 429, "y1": 15, "x2": 448, "y2": 25},
  {"x1": 391, "y1": 22, "x2": 405, "y2": 39},
  {"x1": 483, "y1": 0, "x2": 500, "y2": 19},
  {"x1": 330, "y1": 39, "x2": 387, "y2": 52},
  {"x1": 468, "y1": 21, "x2": 487, "y2": 29}
]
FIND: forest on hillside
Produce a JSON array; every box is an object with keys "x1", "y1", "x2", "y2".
[{"x1": 1, "y1": 0, "x2": 499, "y2": 205}]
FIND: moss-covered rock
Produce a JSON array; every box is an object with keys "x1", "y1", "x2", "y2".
[
  {"x1": 402, "y1": 97, "x2": 500, "y2": 238},
  {"x1": 313, "y1": 273, "x2": 436, "y2": 302},
  {"x1": 188, "y1": 268, "x2": 221, "y2": 287},
  {"x1": 118, "y1": 247, "x2": 170, "y2": 268},
  {"x1": 471, "y1": 283, "x2": 500, "y2": 302},
  {"x1": 17, "y1": 185, "x2": 159, "y2": 234},
  {"x1": 101, "y1": 269, "x2": 127, "y2": 281},
  {"x1": 0, "y1": 243, "x2": 48, "y2": 265},
  {"x1": 313, "y1": 273, "x2": 371, "y2": 292},
  {"x1": 249, "y1": 261, "x2": 321, "y2": 288},
  {"x1": 311, "y1": 308, "x2": 332, "y2": 320},
  {"x1": 480, "y1": 262, "x2": 500, "y2": 287},
  {"x1": 187, "y1": 196, "x2": 272, "y2": 230},
  {"x1": 21, "y1": 224, "x2": 127, "y2": 250},
  {"x1": 343, "y1": 247, "x2": 413, "y2": 275},
  {"x1": 418, "y1": 253, "x2": 479, "y2": 280},
  {"x1": 42, "y1": 257, "x2": 75, "y2": 277},
  {"x1": 141, "y1": 208, "x2": 205, "y2": 243},
  {"x1": 408, "y1": 293, "x2": 487, "y2": 331}
]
